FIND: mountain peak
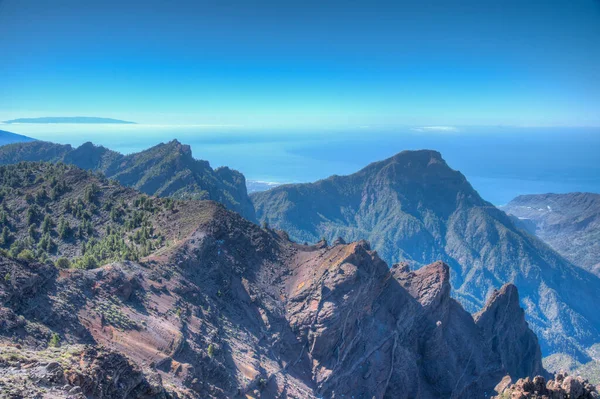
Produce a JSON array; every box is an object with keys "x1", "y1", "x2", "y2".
[
  {"x1": 392, "y1": 148, "x2": 444, "y2": 162},
  {"x1": 475, "y1": 283, "x2": 546, "y2": 380},
  {"x1": 393, "y1": 260, "x2": 451, "y2": 309}
]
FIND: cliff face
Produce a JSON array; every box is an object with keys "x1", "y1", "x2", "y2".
[
  {"x1": 0, "y1": 192, "x2": 545, "y2": 398},
  {"x1": 475, "y1": 284, "x2": 546, "y2": 381},
  {"x1": 0, "y1": 140, "x2": 256, "y2": 221},
  {"x1": 251, "y1": 150, "x2": 600, "y2": 359}
]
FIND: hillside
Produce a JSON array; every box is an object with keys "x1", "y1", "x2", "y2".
[
  {"x1": 0, "y1": 163, "x2": 547, "y2": 398},
  {"x1": 0, "y1": 162, "x2": 213, "y2": 268},
  {"x1": 502, "y1": 193, "x2": 600, "y2": 276},
  {"x1": 0, "y1": 140, "x2": 256, "y2": 221},
  {"x1": 251, "y1": 150, "x2": 600, "y2": 360},
  {"x1": 0, "y1": 129, "x2": 35, "y2": 146}
]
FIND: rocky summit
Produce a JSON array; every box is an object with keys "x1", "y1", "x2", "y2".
[
  {"x1": 0, "y1": 162, "x2": 548, "y2": 398},
  {"x1": 251, "y1": 150, "x2": 600, "y2": 360}
]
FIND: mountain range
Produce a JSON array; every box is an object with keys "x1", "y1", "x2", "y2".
[
  {"x1": 251, "y1": 150, "x2": 600, "y2": 361},
  {"x1": 0, "y1": 140, "x2": 255, "y2": 221},
  {"x1": 0, "y1": 161, "x2": 546, "y2": 398},
  {"x1": 0, "y1": 130, "x2": 35, "y2": 146},
  {"x1": 1, "y1": 138, "x2": 599, "y2": 390},
  {"x1": 502, "y1": 193, "x2": 600, "y2": 277}
]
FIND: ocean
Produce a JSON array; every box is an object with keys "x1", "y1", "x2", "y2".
[{"x1": 2, "y1": 124, "x2": 599, "y2": 205}]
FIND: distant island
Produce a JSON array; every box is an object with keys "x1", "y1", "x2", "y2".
[{"x1": 3, "y1": 116, "x2": 136, "y2": 124}]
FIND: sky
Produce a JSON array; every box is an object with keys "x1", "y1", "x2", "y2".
[{"x1": 1, "y1": 0, "x2": 599, "y2": 127}]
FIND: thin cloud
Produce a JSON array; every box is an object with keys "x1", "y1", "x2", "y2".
[{"x1": 411, "y1": 126, "x2": 459, "y2": 132}]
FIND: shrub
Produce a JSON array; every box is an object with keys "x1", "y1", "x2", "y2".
[
  {"x1": 55, "y1": 257, "x2": 71, "y2": 269},
  {"x1": 207, "y1": 343, "x2": 215, "y2": 357},
  {"x1": 48, "y1": 333, "x2": 61, "y2": 348},
  {"x1": 73, "y1": 254, "x2": 98, "y2": 270},
  {"x1": 17, "y1": 249, "x2": 35, "y2": 261}
]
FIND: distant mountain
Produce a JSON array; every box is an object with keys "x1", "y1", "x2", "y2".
[
  {"x1": 3, "y1": 116, "x2": 135, "y2": 124},
  {"x1": 0, "y1": 140, "x2": 256, "y2": 221},
  {"x1": 251, "y1": 150, "x2": 600, "y2": 360},
  {"x1": 502, "y1": 193, "x2": 600, "y2": 277},
  {"x1": 0, "y1": 129, "x2": 35, "y2": 146},
  {"x1": 0, "y1": 162, "x2": 546, "y2": 397}
]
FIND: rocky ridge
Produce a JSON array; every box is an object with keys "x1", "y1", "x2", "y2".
[
  {"x1": 251, "y1": 150, "x2": 600, "y2": 360},
  {"x1": 0, "y1": 170, "x2": 546, "y2": 398},
  {"x1": 0, "y1": 140, "x2": 255, "y2": 221}
]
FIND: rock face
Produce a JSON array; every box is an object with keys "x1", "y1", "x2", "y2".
[
  {"x1": 502, "y1": 193, "x2": 600, "y2": 277},
  {"x1": 0, "y1": 188, "x2": 546, "y2": 398},
  {"x1": 475, "y1": 284, "x2": 546, "y2": 381},
  {"x1": 494, "y1": 373, "x2": 599, "y2": 399},
  {"x1": 0, "y1": 344, "x2": 168, "y2": 399},
  {"x1": 251, "y1": 150, "x2": 600, "y2": 359},
  {"x1": 0, "y1": 140, "x2": 255, "y2": 221}
]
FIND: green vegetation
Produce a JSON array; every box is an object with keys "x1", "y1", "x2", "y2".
[
  {"x1": 0, "y1": 162, "x2": 181, "y2": 269},
  {"x1": 48, "y1": 333, "x2": 61, "y2": 348},
  {"x1": 0, "y1": 139, "x2": 256, "y2": 220},
  {"x1": 54, "y1": 257, "x2": 70, "y2": 269},
  {"x1": 95, "y1": 298, "x2": 138, "y2": 330},
  {"x1": 207, "y1": 343, "x2": 215, "y2": 357},
  {"x1": 3, "y1": 272, "x2": 9, "y2": 282}
]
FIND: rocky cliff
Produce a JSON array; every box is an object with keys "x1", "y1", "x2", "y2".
[
  {"x1": 251, "y1": 150, "x2": 600, "y2": 360},
  {"x1": 0, "y1": 168, "x2": 547, "y2": 398}
]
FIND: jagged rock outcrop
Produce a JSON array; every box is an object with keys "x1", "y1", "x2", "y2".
[
  {"x1": 0, "y1": 140, "x2": 256, "y2": 220},
  {"x1": 475, "y1": 284, "x2": 546, "y2": 381},
  {"x1": 251, "y1": 149, "x2": 600, "y2": 359},
  {"x1": 0, "y1": 190, "x2": 548, "y2": 398},
  {"x1": 0, "y1": 344, "x2": 168, "y2": 398},
  {"x1": 494, "y1": 373, "x2": 599, "y2": 399}
]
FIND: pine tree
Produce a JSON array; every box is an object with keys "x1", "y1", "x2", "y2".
[
  {"x1": 58, "y1": 217, "x2": 71, "y2": 239},
  {"x1": 0, "y1": 226, "x2": 11, "y2": 247},
  {"x1": 41, "y1": 214, "x2": 54, "y2": 234}
]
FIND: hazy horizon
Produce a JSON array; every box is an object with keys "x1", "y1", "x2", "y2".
[{"x1": 3, "y1": 123, "x2": 599, "y2": 205}]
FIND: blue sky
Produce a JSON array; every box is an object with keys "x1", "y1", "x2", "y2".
[{"x1": 1, "y1": 0, "x2": 599, "y2": 127}]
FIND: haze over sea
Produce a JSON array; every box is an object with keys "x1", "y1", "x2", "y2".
[{"x1": 3, "y1": 123, "x2": 599, "y2": 205}]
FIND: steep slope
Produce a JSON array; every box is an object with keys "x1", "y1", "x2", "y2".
[
  {"x1": 474, "y1": 284, "x2": 546, "y2": 381},
  {"x1": 0, "y1": 129, "x2": 35, "y2": 146},
  {"x1": 0, "y1": 140, "x2": 255, "y2": 221},
  {"x1": 0, "y1": 164, "x2": 546, "y2": 398},
  {"x1": 502, "y1": 193, "x2": 600, "y2": 276},
  {"x1": 251, "y1": 150, "x2": 600, "y2": 360}
]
